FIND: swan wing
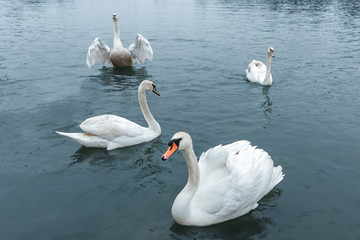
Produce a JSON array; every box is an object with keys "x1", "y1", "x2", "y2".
[
  {"x1": 221, "y1": 146, "x2": 284, "y2": 216},
  {"x1": 193, "y1": 141, "x2": 252, "y2": 215},
  {"x1": 194, "y1": 143, "x2": 283, "y2": 219},
  {"x1": 246, "y1": 60, "x2": 266, "y2": 83},
  {"x1": 198, "y1": 141, "x2": 252, "y2": 176},
  {"x1": 79, "y1": 114, "x2": 145, "y2": 141},
  {"x1": 128, "y1": 34, "x2": 153, "y2": 64},
  {"x1": 86, "y1": 38, "x2": 111, "y2": 69}
]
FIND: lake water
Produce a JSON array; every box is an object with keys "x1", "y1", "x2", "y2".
[{"x1": 0, "y1": 0, "x2": 359, "y2": 239}]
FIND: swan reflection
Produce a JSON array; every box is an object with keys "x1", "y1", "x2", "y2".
[
  {"x1": 88, "y1": 66, "x2": 151, "y2": 91},
  {"x1": 261, "y1": 86, "x2": 273, "y2": 128},
  {"x1": 169, "y1": 211, "x2": 272, "y2": 239}
]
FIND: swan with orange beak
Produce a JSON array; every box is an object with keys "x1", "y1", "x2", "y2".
[{"x1": 161, "y1": 131, "x2": 284, "y2": 226}]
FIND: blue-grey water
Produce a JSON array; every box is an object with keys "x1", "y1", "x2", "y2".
[{"x1": 0, "y1": 0, "x2": 359, "y2": 239}]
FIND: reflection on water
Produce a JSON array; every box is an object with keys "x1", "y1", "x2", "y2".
[
  {"x1": 88, "y1": 66, "x2": 151, "y2": 91},
  {"x1": 69, "y1": 147, "x2": 115, "y2": 168},
  {"x1": 261, "y1": 86, "x2": 273, "y2": 128},
  {"x1": 257, "y1": 187, "x2": 283, "y2": 209},
  {"x1": 69, "y1": 138, "x2": 168, "y2": 187},
  {"x1": 169, "y1": 213, "x2": 271, "y2": 239}
]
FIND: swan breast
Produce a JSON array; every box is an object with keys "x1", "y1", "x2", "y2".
[{"x1": 110, "y1": 49, "x2": 133, "y2": 67}]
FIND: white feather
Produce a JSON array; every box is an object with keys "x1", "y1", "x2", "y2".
[
  {"x1": 128, "y1": 34, "x2": 154, "y2": 64},
  {"x1": 86, "y1": 38, "x2": 111, "y2": 69},
  {"x1": 246, "y1": 60, "x2": 269, "y2": 83},
  {"x1": 164, "y1": 132, "x2": 284, "y2": 226},
  {"x1": 56, "y1": 80, "x2": 161, "y2": 150},
  {"x1": 86, "y1": 14, "x2": 153, "y2": 68},
  {"x1": 245, "y1": 46, "x2": 274, "y2": 86}
]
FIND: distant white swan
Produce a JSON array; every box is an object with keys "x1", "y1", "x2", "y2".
[
  {"x1": 161, "y1": 132, "x2": 284, "y2": 226},
  {"x1": 246, "y1": 46, "x2": 275, "y2": 86},
  {"x1": 56, "y1": 80, "x2": 161, "y2": 150},
  {"x1": 86, "y1": 13, "x2": 153, "y2": 69}
]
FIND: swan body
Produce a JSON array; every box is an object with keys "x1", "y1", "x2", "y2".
[
  {"x1": 246, "y1": 46, "x2": 275, "y2": 86},
  {"x1": 86, "y1": 13, "x2": 153, "y2": 69},
  {"x1": 56, "y1": 80, "x2": 161, "y2": 150},
  {"x1": 161, "y1": 132, "x2": 284, "y2": 226}
]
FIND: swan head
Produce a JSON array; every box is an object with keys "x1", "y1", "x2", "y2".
[
  {"x1": 267, "y1": 46, "x2": 275, "y2": 58},
  {"x1": 112, "y1": 13, "x2": 118, "y2": 21},
  {"x1": 161, "y1": 132, "x2": 192, "y2": 161},
  {"x1": 139, "y1": 80, "x2": 160, "y2": 96}
]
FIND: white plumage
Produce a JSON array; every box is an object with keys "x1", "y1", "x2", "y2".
[
  {"x1": 128, "y1": 34, "x2": 153, "y2": 64},
  {"x1": 56, "y1": 80, "x2": 161, "y2": 150},
  {"x1": 86, "y1": 13, "x2": 153, "y2": 69},
  {"x1": 86, "y1": 38, "x2": 111, "y2": 68},
  {"x1": 162, "y1": 132, "x2": 284, "y2": 226},
  {"x1": 246, "y1": 46, "x2": 275, "y2": 86}
]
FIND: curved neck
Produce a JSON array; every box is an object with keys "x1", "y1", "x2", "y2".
[
  {"x1": 264, "y1": 53, "x2": 272, "y2": 84},
  {"x1": 183, "y1": 147, "x2": 200, "y2": 191},
  {"x1": 138, "y1": 88, "x2": 160, "y2": 132},
  {"x1": 171, "y1": 143, "x2": 200, "y2": 224},
  {"x1": 177, "y1": 146, "x2": 200, "y2": 205},
  {"x1": 113, "y1": 20, "x2": 123, "y2": 49}
]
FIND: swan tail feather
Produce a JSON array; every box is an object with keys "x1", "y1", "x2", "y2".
[
  {"x1": 267, "y1": 165, "x2": 284, "y2": 193},
  {"x1": 106, "y1": 142, "x2": 121, "y2": 151},
  {"x1": 56, "y1": 131, "x2": 108, "y2": 148},
  {"x1": 56, "y1": 131, "x2": 80, "y2": 139}
]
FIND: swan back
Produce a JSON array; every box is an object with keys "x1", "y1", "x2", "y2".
[{"x1": 198, "y1": 140, "x2": 251, "y2": 183}]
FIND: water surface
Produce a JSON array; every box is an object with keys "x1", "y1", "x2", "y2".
[{"x1": 0, "y1": 0, "x2": 359, "y2": 239}]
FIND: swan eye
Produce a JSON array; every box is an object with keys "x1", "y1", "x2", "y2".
[{"x1": 168, "y1": 138, "x2": 182, "y2": 147}]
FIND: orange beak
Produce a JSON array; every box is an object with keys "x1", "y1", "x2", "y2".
[{"x1": 161, "y1": 142, "x2": 178, "y2": 161}]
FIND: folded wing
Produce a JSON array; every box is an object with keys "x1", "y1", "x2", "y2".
[{"x1": 79, "y1": 114, "x2": 145, "y2": 141}]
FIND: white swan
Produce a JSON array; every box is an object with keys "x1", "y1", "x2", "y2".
[
  {"x1": 246, "y1": 46, "x2": 275, "y2": 86},
  {"x1": 86, "y1": 13, "x2": 153, "y2": 69},
  {"x1": 56, "y1": 80, "x2": 161, "y2": 150},
  {"x1": 161, "y1": 132, "x2": 284, "y2": 226}
]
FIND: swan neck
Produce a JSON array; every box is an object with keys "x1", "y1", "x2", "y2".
[
  {"x1": 171, "y1": 143, "x2": 200, "y2": 224},
  {"x1": 182, "y1": 146, "x2": 200, "y2": 192},
  {"x1": 113, "y1": 20, "x2": 123, "y2": 49},
  {"x1": 264, "y1": 53, "x2": 272, "y2": 83},
  {"x1": 138, "y1": 88, "x2": 160, "y2": 132}
]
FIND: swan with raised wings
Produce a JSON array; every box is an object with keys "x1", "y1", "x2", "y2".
[
  {"x1": 246, "y1": 46, "x2": 275, "y2": 85},
  {"x1": 56, "y1": 80, "x2": 161, "y2": 150},
  {"x1": 86, "y1": 13, "x2": 153, "y2": 68},
  {"x1": 161, "y1": 132, "x2": 284, "y2": 226}
]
